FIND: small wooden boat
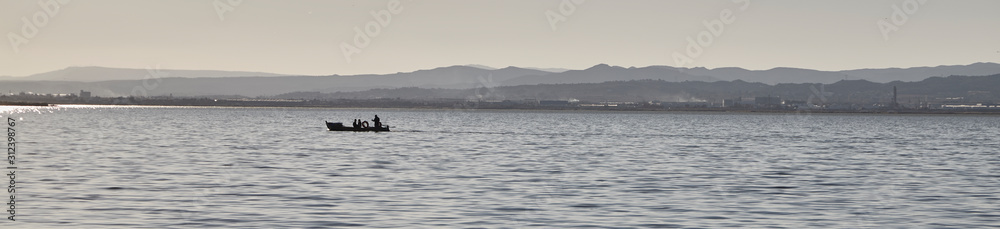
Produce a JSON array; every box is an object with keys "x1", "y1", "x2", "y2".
[{"x1": 325, "y1": 121, "x2": 390, "y2": 132}]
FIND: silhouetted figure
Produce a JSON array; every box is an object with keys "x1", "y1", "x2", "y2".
[
  {"x1": 372, "y1": 115, "x2": 381, "y2": 128},
  {"x1": 352, "y1": 119, "x2": 359, "y2": 128}
]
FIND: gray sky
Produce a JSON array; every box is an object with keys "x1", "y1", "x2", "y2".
[{"x1": 2, "y1": 0, "x2": 998, "y2": 76}]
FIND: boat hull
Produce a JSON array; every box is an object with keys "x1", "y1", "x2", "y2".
[{"x1": 326, "y1": 121, "x2": 390, "y2": 132}]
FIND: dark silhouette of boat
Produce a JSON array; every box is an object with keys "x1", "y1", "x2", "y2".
[{"x1": 325, "y1": 121, "x2": 390, "y2": 132}]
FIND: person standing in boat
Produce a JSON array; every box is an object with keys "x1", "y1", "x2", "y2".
[{"x1": 372, "y1": 115, "x2": 381, "y2": 128}]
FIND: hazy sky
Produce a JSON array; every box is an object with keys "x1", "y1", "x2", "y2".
[{"x1": 2, "y1": 0, "x2": 998, "y2": 76}]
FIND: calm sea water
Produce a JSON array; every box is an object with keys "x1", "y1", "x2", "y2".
[{"x1": 3, "y1": 105, "x2": 999, "y2": 228}]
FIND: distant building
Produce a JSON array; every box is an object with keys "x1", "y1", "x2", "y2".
[
  {"x1": 80, "y1": 90, "x2": 91, "y2": 98},
  {"x1": 782, "y1": 100, "x2": 805, "y2": 105},
  {"x1": 754, "y1": 96, "x2": 781, "y2": 106},
  {"x1": 662, "y1": 102, "x2": 708, "y2": 108},
  {"x1": 539, "y1": 100, "x2": 571, "y2": 106},
  {"x1": 723, "y1": 97, "x2": 755, "y2": 108},
  {"x1": 942, "y1": 103, "x2": 1000, "y2": 109},
  {"x1": 723, "y1": 99, "x2": 741, "y2": 108}
]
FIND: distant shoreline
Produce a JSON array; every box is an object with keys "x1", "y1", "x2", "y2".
[
  {"x1": 6, "y1": 102, "x2": 997, "y2": 115},
  {"x1": 0, "y1": 101, "x2": 50, "y2": 106}
]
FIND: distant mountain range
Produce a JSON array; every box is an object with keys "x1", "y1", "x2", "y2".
[
  {"x1": 464, "y1": 64, "x2": 572, "y2": 73},
  {"x1": 276, "y1": 74, "x2": 1000, "y2": 105},
  {"x1": 0, "y1": 66, "x2": 287, "y2": 82},
  {"x1": 2, "y1": 63, "x2": 999, "y2": 97}
]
